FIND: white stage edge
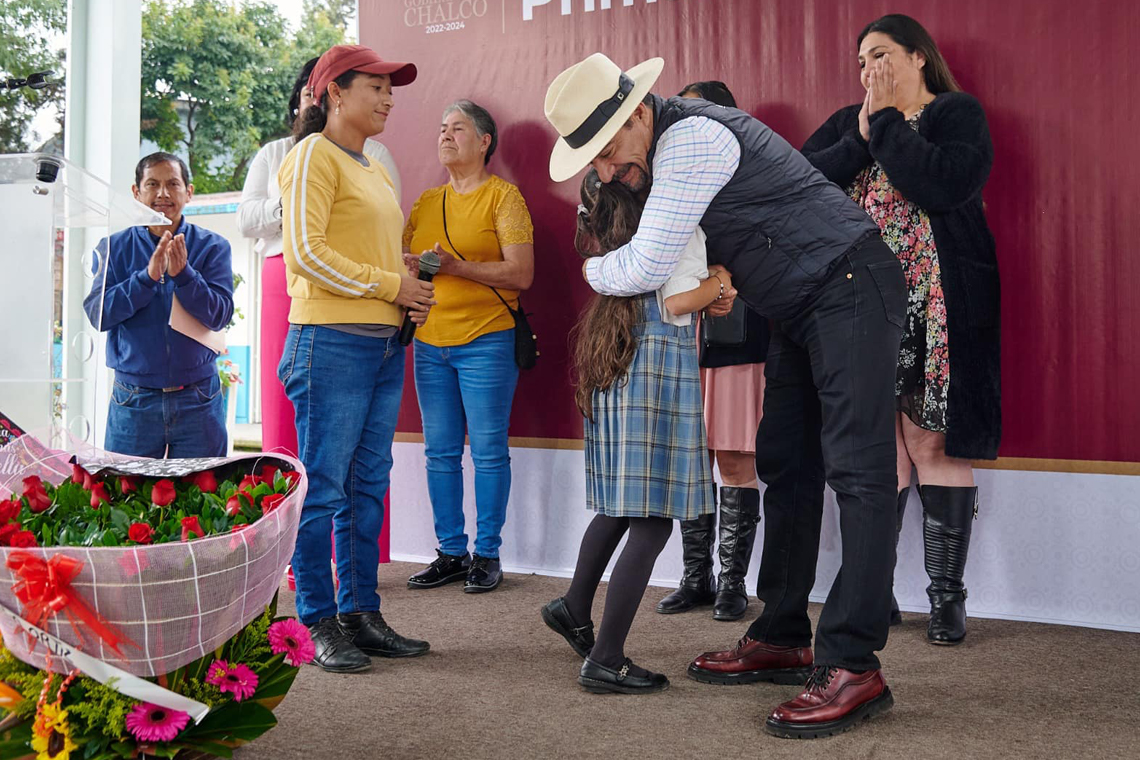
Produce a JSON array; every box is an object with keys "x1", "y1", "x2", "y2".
[{"x1": 388, "y1": 442, "x2": 1140, "y2": 634}]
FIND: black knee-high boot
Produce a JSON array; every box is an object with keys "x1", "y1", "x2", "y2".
[
  {"x1": 712, "y1": 486, "x2": 761, "y2": 621},
  {"x1": 890, "y1": 486, "x2": 909, "y2": 626},
  {"x1": 919, "y1": 485, "x2": 978, "y2": 645},
  {"x1": 656, "y1": 513, "x2": 717, "y2": 613}
]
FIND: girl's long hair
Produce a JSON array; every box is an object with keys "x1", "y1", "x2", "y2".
[
  {"x1": 571, "y1": 169, "x2": 645, "y2": 421},
  {"x1": 858, "y1": 14, "x2": 962, "y2": 95}
]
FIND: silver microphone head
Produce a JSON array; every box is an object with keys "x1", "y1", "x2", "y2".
[{"x1": 418, "y1": 251, "x2": 442, "y2": 277}]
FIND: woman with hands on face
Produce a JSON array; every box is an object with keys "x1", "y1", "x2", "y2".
[{"x1": 802, "y1": 14, "x2": 1001, "y2": 646}]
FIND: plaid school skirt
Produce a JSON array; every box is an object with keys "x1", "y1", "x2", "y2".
[{"x1": 584, "y1": 293, "x2": 714, "y2": 521}]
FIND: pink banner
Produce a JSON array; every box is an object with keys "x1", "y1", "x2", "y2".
[{"x1": 362, "y1": 0, "x2": 1140, "y2": 463}]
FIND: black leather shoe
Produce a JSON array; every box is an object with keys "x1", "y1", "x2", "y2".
[
  {"x1": 579, "y1": 658, "x2": 669, "y2": 695},
  {"x1": 308, "y1": 617, "x2": 371, "y2": 673},
  {"x1": 337, "y1": 611, "x2": 430, "y2": 658},
  {"x1": 408, "y1": 549, "x2": 471, "y2": 589},
  {"x1": 464, "y1": 555, "x2": 502, "y2": 593},
  {"x1": 540, "y1": 597, "x2": 594, "y2": 658}
]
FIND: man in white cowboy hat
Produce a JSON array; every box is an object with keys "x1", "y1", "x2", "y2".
[{"x1": 544, "y1": 53, "x2": 907, "y2": 739}]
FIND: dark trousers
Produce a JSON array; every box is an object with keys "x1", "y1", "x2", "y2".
[{"x1": 745, "y1": 235, "x2": 906, "y2": 671}]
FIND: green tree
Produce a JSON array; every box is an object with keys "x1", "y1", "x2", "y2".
[
  {"x1": 141, "y1": 0, "x2": 343, "y2": 193},
  {"x1": 0, "y1": 0, "x2": 66, "y2": 152},
  {"x1": 303, "y1": 0, "x2": 357, "y2": 33}
]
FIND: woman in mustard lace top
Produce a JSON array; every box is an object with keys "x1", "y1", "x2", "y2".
[{"x1": 402, "y1": 100, "x2": 534, "y2": 594}]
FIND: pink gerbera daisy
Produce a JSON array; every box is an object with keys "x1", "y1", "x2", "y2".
[
  {"x1": 206, "y1": 659, "x2": 259, "y2": 701},
  {"x1": 268, "y1": 619, "x2": 316, "y2": 666},
  {"x1": 124, "y1": 703, "x2": 190, "y2": 743}
]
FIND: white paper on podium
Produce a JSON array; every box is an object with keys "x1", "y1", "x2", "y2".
[{"x1": 169, "y1": 294, "x2": 226, "y2": 354}]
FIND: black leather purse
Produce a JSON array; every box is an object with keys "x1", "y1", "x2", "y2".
[
  {"x1": 442, "y1": 190, "x2": 538, "y2": 370},
  {"x1": 701, "y1": 299, "x2": 749, "y2": 348}
]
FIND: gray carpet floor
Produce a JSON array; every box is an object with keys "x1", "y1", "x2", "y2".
[{"x1": 235, "y1": 562, "x2": 1140, "y2": 760}]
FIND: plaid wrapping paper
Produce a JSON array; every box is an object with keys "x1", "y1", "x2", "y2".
[
  {"x1": 584, "y1": 294, "x2": 714, "y2": 521},
  {"x1": 0, "y1": 434, "x2": 305, "y2": 676}
]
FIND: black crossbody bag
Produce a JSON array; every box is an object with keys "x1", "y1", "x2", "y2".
[{"x1": 442, "y1": 190, "x2": 538, "y2": 370}]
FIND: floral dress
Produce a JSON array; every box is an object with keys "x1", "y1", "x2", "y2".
[{"x1": 848, "y1": 112, "x2": 949, "y2": 434}]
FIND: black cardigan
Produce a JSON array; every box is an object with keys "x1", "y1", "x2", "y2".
[{"x1": 802, "y1": 92, "x2": 1001, "y2": 460}]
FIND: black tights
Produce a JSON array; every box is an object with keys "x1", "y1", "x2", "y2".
[{"x1": 564, "y1": 514, "x2": 673, "y2": 669}]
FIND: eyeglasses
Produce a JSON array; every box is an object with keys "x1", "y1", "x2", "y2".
[{"x1": 2, "y1": 71, "x2": 57, "y2": 92}]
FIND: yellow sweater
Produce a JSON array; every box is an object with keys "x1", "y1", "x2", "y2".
[
  {"x1": 403, "y1": 175, "x2": 533, "y2": 346},
  {"x1": 279, "y1": 134, "x2": 404, "y2": 326}
]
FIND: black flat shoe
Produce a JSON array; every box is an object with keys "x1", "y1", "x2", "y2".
[
  {"x1": 408, "y1": 549, "x2": 471, "y2": 589},
  {"x1": 578, "y1": 657, "x2": 669, "y2": 695},
  {"x1": 464, "y1": 555, "x2": 502, "y2": 593},
  {"x1": 540, "y1": 597, "x2": 594, "y2": 658},
  {"x1": 338, "y1": 611, "x2": 430, "y2": 658},
  {"x1": 308, "y1": 617, "x2": 371, "y2": 673}
]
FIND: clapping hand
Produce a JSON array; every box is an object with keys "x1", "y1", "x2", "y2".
[
  {"x1": 147, "y1": 231, "x2": 172, "y2": 281},
  {"x1": 166, "y1": 234, "x2": 188, "y2": 277}
]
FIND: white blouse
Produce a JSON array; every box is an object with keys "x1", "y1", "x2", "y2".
[
  {"x1": 656, "y1": 226, "x2": 710, "y2": 327},
  {"x1": 237, "y1": 135, "x2": 402, "y2": 257}
]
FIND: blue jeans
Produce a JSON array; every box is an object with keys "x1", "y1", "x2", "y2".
[
  {"x1": 414, "y1": 329, "x2": 518, "y2": 559},
  {"x1": 279, "y1": 325, "x2": 404, "y2": 625},
  {"x1": 105, "y1": 374, "x2": 226, "y2": 458}
]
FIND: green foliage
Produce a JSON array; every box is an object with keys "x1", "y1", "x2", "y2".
[
  {"x1": 141, "y1": 0, "x2": 347, "y2": 193},
  {"x1": 0, "y1": 0, "x2": 67, "y2": 152}
]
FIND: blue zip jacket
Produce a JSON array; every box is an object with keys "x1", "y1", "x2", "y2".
[{"x1": 83, "y1": 217, "x2": 234, "y2": 388}]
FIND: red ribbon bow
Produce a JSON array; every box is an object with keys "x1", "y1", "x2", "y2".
[{"x1": 7, "y1": 551, "x2": 135, "y2": 657}]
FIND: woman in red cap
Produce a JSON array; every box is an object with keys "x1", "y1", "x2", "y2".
[{"x1": 277, "y1": 44, "x2": 435, "y2": 674}]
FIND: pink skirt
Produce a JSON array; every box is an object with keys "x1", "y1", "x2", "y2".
[
  {"x1": 701, "y1": 362, "x2": 766, "y2": 453},
  {"x1": 261, "y1": 255, "x2": 298, "y2": 457}
]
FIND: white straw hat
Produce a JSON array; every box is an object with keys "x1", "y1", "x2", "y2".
[{"x1": 544, "y1": 53, "x2": 665, "y2": 182}]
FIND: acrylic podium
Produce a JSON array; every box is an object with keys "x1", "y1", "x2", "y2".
[{"x1": 0, "y1": 153, "x2": 167, "y2": 462}]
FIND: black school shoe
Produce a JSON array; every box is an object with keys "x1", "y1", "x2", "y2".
[
  {"x1": 463, "y1": 555, "x2": 502, "y2": 593},
  {"x1": 407, "y1": 549, "x2": 471, "y2": 589},
  {"x1": 578, "y1": 658, "x2": 669, "y2": 695},
  {"x1": 337, "y1": 611, "x2": 430, "y2": 658},
  {"x1": 307, "y1": 617, "x2": 372, "y2": 673}
]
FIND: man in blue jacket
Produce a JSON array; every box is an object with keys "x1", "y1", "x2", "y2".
[{"x1": 84, "y1": 152, "x2": 234, "y2": 458}]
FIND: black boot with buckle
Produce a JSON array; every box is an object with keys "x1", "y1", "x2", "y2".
[
  {"x1": 656, "y1": 512, "x2": 717, "y2": 614},
  {"x1": 919, "y1": 484, "x2": 978, "y2": 645},
  {"x1": 713, "y1": 486, "x2": 761, "y2": 621},
  {"x1": 890, "y1": 486, "x2": 909, "y2": 626}
]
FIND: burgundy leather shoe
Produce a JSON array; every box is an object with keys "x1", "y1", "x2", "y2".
[
  {"x1": 687, "y1": 637, "x2": 813, "y2": 685},
  {"x1": 764, "y1": 666, "x2": 894, "y2": 739}
]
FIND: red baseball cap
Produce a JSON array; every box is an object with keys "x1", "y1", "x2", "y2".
[{"x1": 308, "y1": 44, "x2": 417, "y2": 105}]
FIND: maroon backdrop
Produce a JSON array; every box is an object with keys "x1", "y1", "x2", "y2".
[{"x1": 360, "y1": 0, "x2": 1139, "y2": 463}]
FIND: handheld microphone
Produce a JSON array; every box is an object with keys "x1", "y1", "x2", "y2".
[{"x1": 398, "y1": 250, "x2": 442, "y2": 346}]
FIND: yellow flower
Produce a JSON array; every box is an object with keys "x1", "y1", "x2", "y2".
[{"x1": 30, "y1": 704, "x2": 77, "y2": 760}]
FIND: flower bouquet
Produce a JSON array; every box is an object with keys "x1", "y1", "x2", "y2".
[{"x1": 0, "y1": 434, "x2": 310, "y2": 758}]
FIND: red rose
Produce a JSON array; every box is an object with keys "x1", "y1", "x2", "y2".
[
  {"x1": 180, "y1": 515, "x2": 205, "y2": 541},
  {"x1": 22, "y1": 477, "x2": 51, "y2": 513},
  {"x1": 260, "y1": 465, "x2": 280, "y2": 484},
  {"x1": 281, "y1": 470, "x2": 302, "y2": 490},
  {"x1": 190, "y1": 470, "x2": 218, "y2": 493},
  {"x1": 90, "y1": 482, "x2": 110, "y2": 508},
  {"x1": 230, "y1": 523, "x2": 249, "y2": 533},
  {"x1": 0, "y1": 498, "x2": 17, "y2": 523},
  {"x1": 238, "y1": 474, "x2": 260, "y2": 492},
  {"x1": 225, "y1": 493, "x2": 249, "y2": 517},
  {"x1": 261, "y1": 494, "x2": 285, "y2": 515},
  {"x1": 151, "y1": 479, "x2": 177, "y2": 507},
  {"x1": 119, "y1": 475, "x2": 139, "y2": 494},
  {"x1": 72, "y1": 463, "x2": 96, "y2": 490},
  {"x1": 0, "y1": 523, "x2": 20, "y2": 545},
  {"x1": 9, "y1": 530, "x2": 37, "y2": 548},
  {"x1": 128, "y1": 523, "x2": 154, "y2": 544}
]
